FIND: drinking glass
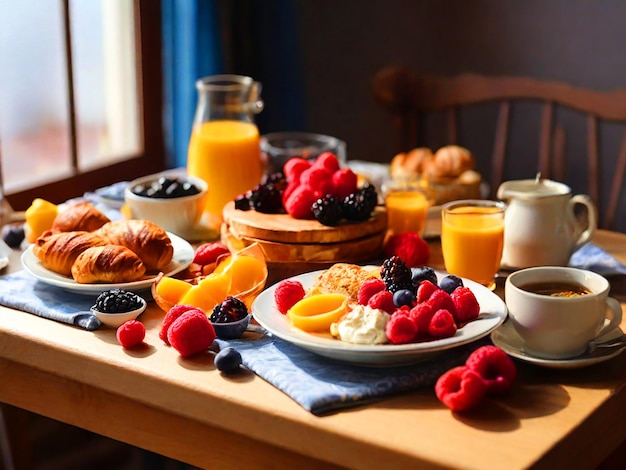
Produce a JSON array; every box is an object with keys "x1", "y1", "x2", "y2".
[
  {"x1": 382, "y1": 177, "x2": 433, "y2": 236},
  {"x1": 441, "y1": 199, "x2": 506, "y2": 290}
]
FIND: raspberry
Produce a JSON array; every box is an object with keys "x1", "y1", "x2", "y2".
[
  {"x1": 116, "y1": 320, "x2": 146, "y2": 348},
  {"x1": 426, "y1": 289, "x2": 457, "y2": 319},
  {"x1": 386, "y1": 313, "x2": 417, "y2": 344},
  {"x1": 451, "y1": 286, "x2": 480, "y2": 324},
  {"x1": 281, "y1": 180, "x2": 298, "y2": 207},
  {"x1": 331, "y1": 168, "x2": 358, "y2": 199},
  {"x1": 167, "y1": 309, "x2": 216, "y2": 358},
  {"x1": 283, "y1": 157, "x2": 311, "y2": 181},
  {"x1": 159, "y1": 304, "x2": 200, "y2": 345},
  {"x1": 274, "y1": 280, "x2": 306, "y2": 314},
  {"x1": 466, "y1": 346, "x2": 517, "y2": 395},
  {"x1": 435, "y1": 366, "x2": 486, "y2": 412},
  {"x1": 428, "y1": 309, "x2": 457, "y2": 339},
  {"x1": 416, "y1": 280, "x2": 439, "y2": 303},
  {"x1": 357, "y1": 278, "x2": 386, "y2": 305},
  {"x1": 383, "y1": 232, "x2": 431, "y2": 267},
  {"x1": 193, "y1": 242, "x2": 230, "y2": 266},
  {"x1": 367, "y1": 290, "x2": 396, "y2": 314},
  {"x1": 313, "y1": 180, "x2": 335, "y2": 199},
  {"x1": 284, "y1": 185, "x2": 317, "y2": 219},
  {"x1": 410, "y1": 302, "x2": 435, "y2": 338},
  {"x1": 313, "y1": 152, "x2": 340, "y2": 173},
  {"x1": 299, "y1": 167, "x2": 332, "y2": 192}
]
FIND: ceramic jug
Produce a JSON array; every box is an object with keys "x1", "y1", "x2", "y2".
[{"x1": 496, "y1": 178, "x2": 597, "y2": 269}]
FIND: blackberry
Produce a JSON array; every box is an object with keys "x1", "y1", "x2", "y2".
[
  {"x1": 261, "y1": 171, "x2": 287, "y2": 191},
  {"x1": 210, "y1": 296, "x2": 249, "y2": 323},
  {"x1": 342, "y1": 183, "x2": 378, "y2": 221},
  {"x1": 380, "y1": 256, "x2": 413, "y2": 293},
  {"x1": 234, "y1": 193, "x2": 252, "y2": 211},
  {"x1": 248, "y1": 183, "x2": 283, "y2": 213},
  {"x1": 94, "y1": 289, "x2": 142, "y2": 313},
  {"x1": 132, "y1": 176, "x2": 200, "y2": 199},
  {"x1": 312, "y1": 195, "x2": 343, "y2": 226}
]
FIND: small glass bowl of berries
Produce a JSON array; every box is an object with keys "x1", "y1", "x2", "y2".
[
  {"x1": 91, "y1": 288, "x2": 146, "y2": 328},
  {"x1": 209, "y1": 296, "x2": 251, "y2": 339}
]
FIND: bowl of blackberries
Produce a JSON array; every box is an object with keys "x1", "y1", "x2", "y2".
[
  {"x1": 125, "y1": 171, "x2": 208, "y2": 237},
  {"x1": 91, "y1": 288, "x2": 147, "y2": 328},
  {"x1": 209, "y1": 296, "x2": 251, "y2": 340}
]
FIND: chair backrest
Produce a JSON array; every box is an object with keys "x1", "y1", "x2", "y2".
[{"x1": 372, "y1": 66, "x2": 626, "y2": 231}]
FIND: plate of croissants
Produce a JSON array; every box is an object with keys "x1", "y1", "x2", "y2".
[{"x1": 21, "y1": 204, "x2": 195, "y2": 294}]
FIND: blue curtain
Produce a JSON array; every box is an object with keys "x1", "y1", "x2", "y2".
[{"x1": 162, "y1": 0, "x2": 223, "y2": 168}]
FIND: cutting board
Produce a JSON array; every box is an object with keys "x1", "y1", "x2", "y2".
[{"x1": 222, "y1": 202, "x2": 387, "y2": 244}]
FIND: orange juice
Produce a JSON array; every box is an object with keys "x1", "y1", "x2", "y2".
[
  {"x1": 187, "y1": 120, "x2": 263, "y2": 228},
  {"x1": 441, "y1": 203, "x2": 505, "y2": 289},
  {"x1": 385, "y1": 190, "x2": 429, "y2": 235}
]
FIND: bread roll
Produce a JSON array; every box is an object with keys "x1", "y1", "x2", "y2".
[
  {"x1": 307, "y1": 263, "x2": 377, "y2": 301},
  {"x1": 33, "y1": 231, "x2": 107, "y2": 276},
  {"x1": 96, "y1": 219, "x2": 173, "y2": 271},
  {"x1": 51, "y1": 201, "x2": 110, "y2": 233},
  {"x1": 390, "y1": 147, "x2": 433, "y2": 178},
  {"x1": 423, "y1": 145, "x2": 475, "y2": 182},
  {"x1": 71, "y1": 245, "x2": 146, "y2": 283}
]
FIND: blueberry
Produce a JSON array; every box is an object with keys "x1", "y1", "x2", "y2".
[
  {"x1": 393, "y1": 289, "x2": 416, "y2": 308},
  {"x1": 214, "y1": 347, "x2": 243, "y2": 373},
  {"x1": 411, "y1": 266, "x2": 438, "y2": 288},
  {"x1": 440, "y1": 275, "x2": 464, "y2": 294},
  {"x1": 2, "y1": 223, "x2": 25, "y2": 248}
]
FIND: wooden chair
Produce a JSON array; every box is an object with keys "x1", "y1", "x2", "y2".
[{"x1": 372, "y1": 66, "x2": 626, "y2": 231}]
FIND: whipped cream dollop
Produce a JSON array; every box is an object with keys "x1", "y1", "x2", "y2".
[{"x1": 330, "y1": 304, "x2": 390, "y2": 344}]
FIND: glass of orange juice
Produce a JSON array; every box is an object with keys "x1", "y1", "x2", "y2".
[
  {"x1": 187, "y1": 75, "x2": 265, "y2": 230},
  {"x1": 383, "y1": 177, "x2": 433, "y2": 236},
  {"x1": 441, "y1": 199, "x2": 506, "y2": 290}
]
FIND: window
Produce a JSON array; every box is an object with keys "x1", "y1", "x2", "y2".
[{"x1": 0, "y1": 0, "x2": 165, "y2": 211}]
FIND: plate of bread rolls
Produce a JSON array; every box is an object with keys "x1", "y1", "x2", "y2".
[{"x1": 21, "y1": 202, "x2": 195, "y2": 294}]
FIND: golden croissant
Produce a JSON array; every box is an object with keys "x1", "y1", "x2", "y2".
[
  {"x1": 96, "y1": 219, "x2": 173, "y2": 271},
  {"x1": 71, "y1": 245, "x2": 146, "y2": 283},
  {"x1": 51, "y1": 201, "x2": 110, "y2": 233},
  {"x1": 33, "y1": 230, "x2": 108, "y2": 276}
]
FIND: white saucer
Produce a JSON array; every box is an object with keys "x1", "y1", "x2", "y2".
[{"x1": 491, "y1": 321, "x2": 625, "y2": 369}]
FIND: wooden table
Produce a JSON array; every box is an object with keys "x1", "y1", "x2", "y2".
[{"x1": 1, "y1": 230, "x2": 625, "y2": 469}]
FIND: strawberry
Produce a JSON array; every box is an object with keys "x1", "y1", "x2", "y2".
[
  {"x1": 193, "y1": 242, "x2": 230, "y2": 266},
  {"x1": 465, "y1": 346, "x2": 517, "y2": 395},
  {"x1": 383, "y1": 232, "x2": 430, "y2": 267},
  {"x1": 274, "y1": 280, "x2": 306, "y2": 314},
  {"x1": 284, "y1": 185, "x2": 317, "y2": 219},
  {"x1": 116, "y1": 320, "x2": 146, "y2": 349},
  {"x1": 357, "y1": 278, "x2": 386, "y2": 305},
  {"x1": 450, "y1": 286, "x2": 480, "y2": 324},
  {"x1": 435, "y1": 366, "x2": 486, "y2": 412}
]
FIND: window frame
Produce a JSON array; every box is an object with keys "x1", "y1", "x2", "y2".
[{"x1": 4, "y1": 0, "x2": 166, "y2": 211}]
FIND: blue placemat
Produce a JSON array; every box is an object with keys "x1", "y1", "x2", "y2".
[{"x1": 569, "y1": 242, "x2": 626, "y2": 276}]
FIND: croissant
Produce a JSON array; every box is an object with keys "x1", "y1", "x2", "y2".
[
  {"x1": 33, "y1": 231, "x2": 107, "y2": 276},
  {"x1": 96, "y1": 219, "x2": 173, "y2": 271},
  {"x1": 71, "y1": 245, "x2": 146, "y2": 284},
  {"x1": 51, "y1": 201, "x2": 110, "y2": 233}
]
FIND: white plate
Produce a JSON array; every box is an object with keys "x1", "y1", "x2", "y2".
[
  {"x1": 21, "y1": 232, "x2": 194, "y2": 295},
  {"x1": 252, "y1": 269, "x2": 508, "y2": 366},
  {"x1": 491, "y1": 321, "x2": 625, "y2": 369}
]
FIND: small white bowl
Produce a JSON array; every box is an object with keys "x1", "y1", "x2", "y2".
[
  {"x1": 124, "y1": 171, "x2": 208, "y2": 237},
  {"x1": 91, "y1": 297, "x2": 147, "y2": 328}
]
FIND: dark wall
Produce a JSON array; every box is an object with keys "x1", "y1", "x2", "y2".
[{"x1": 226, "y1": 0, "x2": 626, "y2": 231}]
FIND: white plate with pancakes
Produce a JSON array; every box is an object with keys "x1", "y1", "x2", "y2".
[
  {"x1": 21, "y1": 232, "x2": 194, "y2": 295},
  {"x1": 252, "y1": 268, "x2": 508, "y2": 366}
]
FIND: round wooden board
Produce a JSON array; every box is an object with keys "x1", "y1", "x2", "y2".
[
  {"x1": 222, "y1": 202, "x2": 387, "y2": 244},
  {"x1": 221, "y1": 223, "x2": 385, "y2": 264}
]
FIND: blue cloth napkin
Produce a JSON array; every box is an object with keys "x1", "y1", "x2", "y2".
[
  {"x1": 570, "y1": 243, "x2": 626, "y2": 276},
  {"x1": 217, "y1": 334, "x2": 490, "y2": 415},
  {"x1": 0, "y1": 270, "x2": 101, "y2": 330}
]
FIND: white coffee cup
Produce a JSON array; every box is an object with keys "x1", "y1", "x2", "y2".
[{"x1": 505, "y1": 266, "x2": 622, "y2": 359}]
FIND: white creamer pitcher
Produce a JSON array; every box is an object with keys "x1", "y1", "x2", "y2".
[{"x1": 497, "y1": 179, "x2": 597, "y2": 269}]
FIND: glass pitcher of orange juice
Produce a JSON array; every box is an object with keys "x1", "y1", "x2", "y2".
[{"x1": 187, "y1": 75, "x2": 265, "y2": 230}]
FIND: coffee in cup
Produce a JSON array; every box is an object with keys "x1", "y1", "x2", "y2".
[{"x1": 504, "y1": 266, "x2": 622, "y2": 359}]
